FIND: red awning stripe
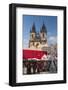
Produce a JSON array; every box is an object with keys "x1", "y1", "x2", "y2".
[{"x1": 23, "y1": 49, "x2": 47, "y2": 60}]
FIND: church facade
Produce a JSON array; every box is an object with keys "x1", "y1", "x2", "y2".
[{"x1": 29, "y1": 23, "x2": 48, "y2": 50}]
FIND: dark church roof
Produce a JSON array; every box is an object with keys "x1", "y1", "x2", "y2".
[
  {"x1": 30, "y1": 23, "x2": 36, "y2": 33},
  {"x1": 40, "y1": 23, "x2": 47, "y2": 33},
  {"x1": 30, "y1": 23, "x2": 47, "y2": 34}
]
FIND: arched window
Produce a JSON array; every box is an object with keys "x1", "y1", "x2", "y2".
[
  {"x1": 32, "y1": 34, "x2": 33, "y2": 38},
  {"x1": 42, "y1": 33, "x2": 44, "y2": 38}
]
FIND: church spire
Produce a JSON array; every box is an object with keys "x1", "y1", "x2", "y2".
[
  {"x1": 31, "y1": 23, "x2": 36, "y2": 33},
  {"x1": 40, "y1": 23, "x2": 47, "y2": 34}
]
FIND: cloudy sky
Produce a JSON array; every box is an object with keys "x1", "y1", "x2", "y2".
[{"x1": 23, "y1": 15, "x2": 57, "y2": 48}]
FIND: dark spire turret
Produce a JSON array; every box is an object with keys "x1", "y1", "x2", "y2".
[
  {"x1": 31, "y1": 23, "x2": 36, "y2": 33},
  {"x1": 40, "y1": 23, "x2": 47, "y2": 33}
]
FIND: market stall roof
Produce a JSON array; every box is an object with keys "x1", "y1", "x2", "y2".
[{"x1": 23, "y1": 49, "x2": 47, "y2": 60}]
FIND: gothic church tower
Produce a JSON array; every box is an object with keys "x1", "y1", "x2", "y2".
[
  {"x1": 40, "y1": 23, "x2": 48, "y2": 47},
  {"x1": 29, "y1": 23, "x2": 48, "y2": 49}
]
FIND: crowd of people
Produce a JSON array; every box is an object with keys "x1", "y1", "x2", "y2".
[{"x1": 23, "y1": 56, "x2": 57, "y2": 75}]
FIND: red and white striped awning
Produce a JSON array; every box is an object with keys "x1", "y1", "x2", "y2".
[{"x1": 23, "y1": 49, "x2": 47, "y2": 61}]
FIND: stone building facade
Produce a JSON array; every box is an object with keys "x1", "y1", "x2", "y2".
[{"x1": 29, "y1": 23, "x2": 48, "y2": 50}]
